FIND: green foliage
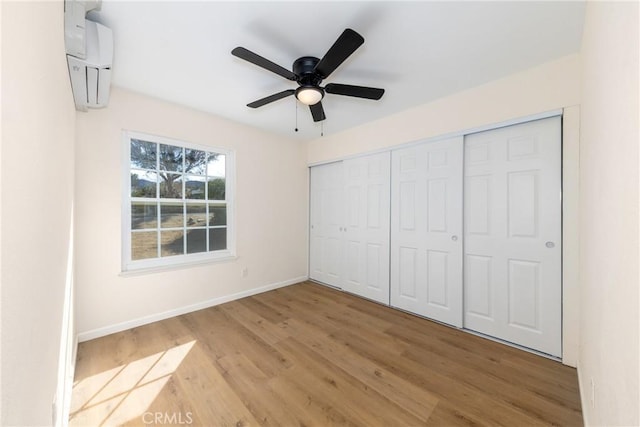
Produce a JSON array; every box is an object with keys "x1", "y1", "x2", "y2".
[
  {"x1": 131, "y1": 173, "x2": 156, "y2": 197},
  {"x1": 208, "y1": 178, "x2": 226, "y2": 200},
  {"x1": 130, "y1": 139, "x2": 156, "y2": 169},
  {"x1": 159, "y1": 176, "x2": 181, "y2": 198},
  {"x1": 209, "y1": 205, "x2": 227, "y2": 226}
]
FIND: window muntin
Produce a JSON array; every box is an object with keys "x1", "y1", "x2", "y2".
[{"x1": 123, "y1": 132, "x2": 234, "y2": 271}]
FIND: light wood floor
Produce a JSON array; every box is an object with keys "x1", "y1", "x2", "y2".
[{"x1": 70, "y1": 281, "x2": 583, "y2": 426}]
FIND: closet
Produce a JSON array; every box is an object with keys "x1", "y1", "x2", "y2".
[
  {"x1": 309, "y1": 152, "x2": 391, "y2": 304},
  {"x1": 309, "y1": 116, "x2": 562, "y2": 357}
]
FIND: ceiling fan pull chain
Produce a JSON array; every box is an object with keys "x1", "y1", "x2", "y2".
[
  {"x1": 321, "y1": 120, "x2": 324, "y2": 137},
  {"x1": 294, "y1": 99, "x2": 298, "y2": 132}
]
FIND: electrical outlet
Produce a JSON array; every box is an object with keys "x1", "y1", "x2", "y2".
[
  {"x1": 241, "y1": 267, "x2": 249, "y2": 278},
  {"x1": 590, "y1": 378, "x2": 595, "y2": 408}
]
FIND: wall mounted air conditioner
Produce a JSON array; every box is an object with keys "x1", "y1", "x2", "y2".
[
  {"x1": 66, "y1": 19, "x2": 113, "y2": 112},
  {"x1": 64, "y1": 0, "x2": 112, "y2": 112}
]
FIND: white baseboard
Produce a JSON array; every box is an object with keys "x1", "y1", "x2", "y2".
[{"x1": 77, "y1": 276, "x2": 307, "y2": 342}]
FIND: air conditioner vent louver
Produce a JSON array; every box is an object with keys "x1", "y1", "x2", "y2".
[{"x1": 65, "y1": 18, "x2": 113, "y2": 112}]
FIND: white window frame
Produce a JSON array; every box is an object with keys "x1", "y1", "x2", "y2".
[{"x1": 121, "y1": 130, "x2": 236, "y2": 273}]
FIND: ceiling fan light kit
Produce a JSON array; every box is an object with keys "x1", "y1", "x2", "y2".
[
  {"x1": 231, "y1": 28, "x2": 385, "y2": 123},
  {"x1": 295, "y1": 86, "x2": 324, "y2": 105}
]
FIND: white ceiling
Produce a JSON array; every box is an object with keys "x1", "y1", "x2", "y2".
[{"x1": 89, "y1": 1, "x2": 585, "y2": 141}]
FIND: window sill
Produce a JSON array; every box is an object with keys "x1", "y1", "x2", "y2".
[{"x1": 120, "y1": 254, "x2": 238, "y2": 277}]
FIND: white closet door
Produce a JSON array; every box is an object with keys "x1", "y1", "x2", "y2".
[
  {"x1": 342, "y1": 152, "x2": 391, "y2": 304},
  {"x1": 464, "y1": 116, "x2": 562, "y2": 357},
  {"x1": 309, "y1": 161, "x2": 344, "y2": 288},
  {"x1": 391, "y1": 136, "x2": 463, "y2": 327}
]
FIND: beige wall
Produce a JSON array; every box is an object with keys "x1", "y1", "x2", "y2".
[
  {"x1": 75, "y1": 87, "x2": 308, "y2": 338},
  {"x1": 562, "y1": 104, "x2": 581, "y2": 369},
  {"x1": 308, "y1": 54, "x2": 581, "y2": 164},
  {"x1": 579, "y1": 2, "x2": 639, "y2": 425},
  {"x1": 1, "y1": 1, "x2": 76, "y2": 425},
  {"x1": 306, "y1": 54, "x2": 582, "y2": 366}
]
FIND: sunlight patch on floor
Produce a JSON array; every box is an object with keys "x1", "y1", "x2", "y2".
[{"x1": 69, "y1": 340, "x2": 196, "y2": 426}]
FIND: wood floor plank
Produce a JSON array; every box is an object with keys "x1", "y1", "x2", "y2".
[
  {"x1": 278, "y1": 318, "x2": 438, "y2": 423},
  {"x1": 386, "y1": 323, "x2": 582, "y2": 414},
  {"x1": 218, "y1": 299, "x2": 290, "y2": 345},
  {"x1": 274, "y1": 337, "x2": 427, "y2": 427},
  {"x1": 267, "y1": 369, "x2": 360, "y2": 427},
  {"x1": 327, "y1": 322, "x2": 559, "y2": 426},
  {"x1": 216, "y1": 352, "x2": 307, "y2": 427},
  {"x1": 268, "y1": 286, "x2": 410, "y2": 357},
  {"x1": 237, "y1": 295, "x2": 290, "y2": 325},
  {"x1": 71, "y1": 281, "x2": 583, "y2": 426},
  {"x1": 153, "y1": 342, "x2": 259, "y2": 427},
  {"x1": 403, "y1": 345, "x2": 581, "y2": 425},
  {"x1": 280, "y1": 283, "x2": 394, "y2": 331},
  {"x1": 184, "y1": 306, "x2": 292, "y2": 379}
]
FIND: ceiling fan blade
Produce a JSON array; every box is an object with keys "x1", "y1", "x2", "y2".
[
  {"x1": 247, "y1": 89, "x2": 295, "y2": 108},
  {"x1": 325, "y1": 83, "x2": 385, "y2": 100},
  {"x1": 314, "y1": 29, "x2": 364, "y2": 79},
  {"x1": 232, "y1": 47, "x2": 296, "y2": 81},
  {"x1": 309, "y1": 102, "x2": 326, "y2": 122}
]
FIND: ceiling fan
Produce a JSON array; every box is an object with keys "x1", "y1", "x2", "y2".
[{"x1": 231, "y1": 28, "x2": 385, "y2": 123}]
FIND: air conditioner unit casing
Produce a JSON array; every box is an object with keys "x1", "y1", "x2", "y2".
[{"x1": 66, "y1": 19, "x2": 113, "y2": 112}]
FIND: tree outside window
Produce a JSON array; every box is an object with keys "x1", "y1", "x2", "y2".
[{"x1": 125, "y1": 134, "x2": 233, "y2": 271}]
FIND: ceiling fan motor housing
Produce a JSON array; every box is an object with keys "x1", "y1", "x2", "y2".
[{"x1": 293, "y1": 56, "x2": 322, "y2": 87}]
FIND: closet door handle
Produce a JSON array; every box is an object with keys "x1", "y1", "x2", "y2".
[
  {"x1": 451, "y1": 235, "x2": 458, "y2": 241},
  {"x1": 545, "y1": 241, "x2": 555, "y2": 248}
]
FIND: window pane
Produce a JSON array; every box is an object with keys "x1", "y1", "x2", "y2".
[
  {"x1": 185, "y1": 176, "x2": 205, "y2": 199},
  {"x1": 209, "y1": 227, "x2": 227, "y2": 251},
  {"x1": 127, "y1": 133, "x2": 234, "y2": 268},
  {"x1": 208, "y1": 204, "x2": 227, "y2": 226},
  {"x1": 132, "y1": 231, "x2": 158, "y2": 260},
  {"x1": 131, "y1": 170, "x2": 157, "y2": 198},
  {"x1": 185, "y1": 149, "x2": 207, "y2": 175},
  {"x1": 207, "y1": 178, "x2": 226, "y2": 200},
  {"x1": 161, "y1": 230, "x2": 184, "y2": 257},
  {"x1": 131, "y1": 202, "x2": 157, "y2": 229},
  {"x1": 160, "y1": 203, "x2": 183, "y2": 228},
  {"x1": 159, "y1": 174, "x2": 183, "y2": 198},
  {"x1": 186, "y1": 229, "x2": 206, "y2": 254},
  {"x1": 131, "y1": 139, "x2": 157, "y2": 169},
  {"x1": 207, "y1": 154, "x2": 225, "y2": 177},
  {"x1": 159, "y1": 144, "x2": 183, "y2": 172},
  {"x1": 186, "y1": 204, "x2": 206, "y2": 227}
]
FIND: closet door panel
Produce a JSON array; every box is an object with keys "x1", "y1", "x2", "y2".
[
  {"x1": 309, "y1": 166, "x2": 323, "y2": 281},
  {"x1": 464, "y1": 116, "x2": 562, "y2": 357},
  {"x1": 309, "y1": 162, "x2": 344, "y2": 288},
  {"x1": 342, "y1": 152, "x2": 391, "y2": 304},
  {"x1": 391, "y1": 136, "x2": 463, "y2": 327}
]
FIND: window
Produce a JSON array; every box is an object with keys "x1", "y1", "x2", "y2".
[{"x1": 122, "y1": 131, "x2": 234, "y2": 272}]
